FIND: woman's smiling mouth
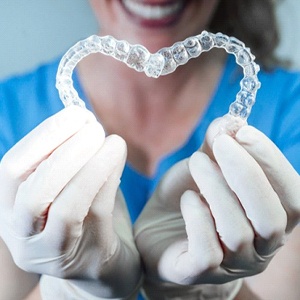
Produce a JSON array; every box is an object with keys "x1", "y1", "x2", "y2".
[{"x1": 121, "y1": 0, "x2": 187, "y2": 27}]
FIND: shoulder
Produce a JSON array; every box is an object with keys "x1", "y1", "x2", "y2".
[
  {"x1": 259, "y1": 66, "x2": 300, "y2": 95},
  {"x1": 0, "y1": 58, "x2": 64, "y2": 159},
  {"x1": 0, "y1": 58, "x2": 61, "y2": 104},
  {"x1": 249, "y1": 66, "x2": 300, "y2": 172},
  {"x1": 223, "y1": 58, "x2": 300, "y2": 171},
  {"x1": 248, "y1": 66, "x2": 300, "y2": 131},
  {"x1": 222, "y1": 58, "x2": 300, "y2": 134}
]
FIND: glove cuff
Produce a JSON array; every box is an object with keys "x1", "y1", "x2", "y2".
[
  {"x1": 40, "y1": 275, "x2": 143, "y2": 300},
  {"x1": 141, "y1": 278, "x2": 243, "y2": 300}
]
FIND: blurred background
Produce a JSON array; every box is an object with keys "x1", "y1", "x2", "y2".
[{"x1": 0, "y1": 0, "x2": 299, "y2": 80}]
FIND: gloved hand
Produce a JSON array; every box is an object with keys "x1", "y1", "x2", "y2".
[
  {"x1": 134, "y1": 116, "x2": 300, "y2": 299},
  {"x1": 0, "y1": 107, "x2": 141, "y2": 299}
]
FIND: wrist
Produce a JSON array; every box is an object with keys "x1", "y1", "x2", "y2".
[
  {"x1": 234, "y1": 280, "x2": 261, "y2": 300},
  {"x1": 142, "y1": 278, "x2": 243, "y2": 300},
  {"x1": 40, "y1": 275, "x2": 143, "y2": 300}
]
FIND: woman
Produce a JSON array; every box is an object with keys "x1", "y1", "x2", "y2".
[{"x1": 0, "y1": 0, "x2": 300, "y2": 299}]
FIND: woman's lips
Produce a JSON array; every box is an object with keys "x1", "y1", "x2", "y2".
[{"x1": 121, "y1": 0, "x2": 187, "y2": 27}]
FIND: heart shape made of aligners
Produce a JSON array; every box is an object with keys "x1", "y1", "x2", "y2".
[{"x1": 56, "y1": 31, "x2": 261, "y2": 122}]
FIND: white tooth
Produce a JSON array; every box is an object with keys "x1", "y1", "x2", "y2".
[{"x1": 123, "y1": 0, "x2": 182, "y2": 20}]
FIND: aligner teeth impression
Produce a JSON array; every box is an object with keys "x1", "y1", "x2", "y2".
[{"x1": 56, "y1": 32, "x2": 260, "y2": 121}]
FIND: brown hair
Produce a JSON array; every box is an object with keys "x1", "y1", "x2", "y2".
[{"x1": 209, "y1": 0, "x2": 282, "y2": 69}]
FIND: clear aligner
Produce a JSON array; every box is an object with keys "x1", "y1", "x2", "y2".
[{"x1": 56, "y1": 31, "x2": 260, "y2": 120}]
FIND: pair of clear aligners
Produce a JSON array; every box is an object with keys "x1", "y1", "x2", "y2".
[{"x1": 56, "y1": 31, "x2": 261, "y2": 122}]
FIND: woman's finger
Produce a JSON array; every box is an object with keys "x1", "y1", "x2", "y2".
[
  {"x1": 236, "y1": 125, "x2": 300, "y2": 232},
  {"x1": 12, "y1": 121, "x2": 105, "y2": 237},
  {"x1": 44, "y1": 135, "x2": 126, "y2": 248},
  {"x1": 158, "y1": 190, "x2": 223, "y2": 285},
  {"x1": 213, "y1": 134, "x2": 287, "y2": 256},
  {"x1": 189, "y1": 152, "x2": 255, "y2": 266},
  {"x1": 0, "y1": 106, "x2": 96, "y2": 210}
]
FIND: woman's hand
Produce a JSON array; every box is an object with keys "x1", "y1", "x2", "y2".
[
  {"x1": 0, "y1": 107, "x2": 141, "y2": 299},
  {"x1": 134, "y1": 117, "x2": 300, "y2": 298}
]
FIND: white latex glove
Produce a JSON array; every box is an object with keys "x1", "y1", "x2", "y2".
[
  {"x1": 134, "y1": 116, "x2": 300, "y2": 299},
  {"x1": 0, "y1": 107, "x2": 141, "y2": 299}
]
